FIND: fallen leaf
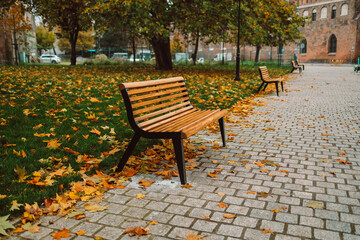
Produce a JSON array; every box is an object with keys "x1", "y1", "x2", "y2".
[
  {"x1": 51, "y1": 228, "x2": 71, "y2": 240},
  {"x1": 45, "y1": 139, "x2": 61, "y2": 149},
  {"x1": 149, "y1": 221, "x2": 158, "y2": 225},
  {"x1": 280, "y1": 206, "x2": 288, "y2": 210},
  {"x1": 0, "y1": 215, "x2": 15, "y2": 236},
  {"x1": 212, "y1": 160, "x2": 219, "y2": 164},
  {"x1": 14, "y1": 165, "x2": 27, "y2": 182},
  {"x1": 84, "y1": 204, "x2": 108, "y2": 212},
  {"x1": 223, "y1": 214, "x2": 236, "y2": 219},
  {"x1": 218, "y1": 202, "x2": 229, "y2": 208},
  {"x1": 338, "y1": 151, "x2": 346, "y2": 155},
  {"x1": 122, "y1": 226, "x2": 150, "y2": 237},
  {"x1": 307, "y1": 201, "x2": 324, "y2": 209},
  {"x1": 136, "y1": 194, "x2": 146, "y2": 199},
  {"x1": 271, "y1": 209, "x2": 280, "y2": 213},
  {"x1": 76, "y1": 230, "x2": 86, "y2": 236},
  {"x1": 247, "y1": 191, "x2": 257, "y2": 194},
  {"x1": 261, "y1": 228, "x2": 274, "y2": 234},
  {"x1": 90, "y1": 128, "x2": 101, "y2": 135},
  {"x1": 217, "y1": 192, "x2": 225, "y2": 196},
  {"x1": 185, "y1": 232, "x2": 206, "y2": 240},
  {"x1": 258, "y1": 192, "x2": 270, "y2": 198},
  {"x1": 181, "y1": 183, "x2": 193, "y2": 189},
  {"x1": 336, "y1": 159, "x2": 351, "y2": 165},
  {"x1": 22, "y1": 222, "x2": 40, "y2": 233},
  {"x1": 139, "y1": 180, "x2": 155, "y2": 188},
  {"x1": 10, "y1": 200, "x2": 23, "y2": 211}
]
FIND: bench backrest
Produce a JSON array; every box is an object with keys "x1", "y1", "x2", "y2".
[
  {"x1": 291, "y1": 60, "x2": 296, "y2": 67},
  {"x1": 119, "y1": 77, "x2": 192, "y2": 130},
  {"x1": 258, "y1": 66, "x2": 271, "y2": 81}
]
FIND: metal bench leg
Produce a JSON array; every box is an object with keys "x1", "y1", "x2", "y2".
[
  {"x1": 172, "y1": 137, "x2": 187, "y2": 185},
  {"x1": 117, "y1": 132, "x2": 141, "y2": 172},
  {"x1": 257, "y1": 82, "x2": 264, "y2": 93},
  {"x1": 281, "y1": 82, "x2": 284, "y2": 92},
  {"x1": 263, "y1": 83, "x2": 268, "y2": 91},
  {"x1": 290, "y1": 68, "x2": 294, "y2": 73},
  {"x1": 219, "y1": 117, "x2": 226, "y2": 147},
  {"x1": 275, "y1": 82, "x2": 279, "y2": 96}
]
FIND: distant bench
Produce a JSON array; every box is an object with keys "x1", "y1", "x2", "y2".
[
  {"x1": 291, "y1": 60, "x2": 303, "y2": 73},
  {"x1": 117, "y1": 77, "x2": 228, "y2": 184},
  {"x1": 258, "y1": 66, "x2": 285, "y2": 97}
]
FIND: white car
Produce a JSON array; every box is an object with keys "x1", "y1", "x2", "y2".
[{"x1": 38, "y1": 55, "x2": 61, "y2": 64}]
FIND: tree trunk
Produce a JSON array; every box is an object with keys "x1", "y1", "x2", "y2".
[
  {"x1": 69, "y1": 30, "x2": 79, "y2": 66},
  {"x1": 254, "y1": 45, "x2": 261, "y2": 66},
  {"x1": 150, "y1": 35, "x2": 172, "y2": 70},
  {"x1": 192, "y1": 31, "x2": 200, "y2": 66}
]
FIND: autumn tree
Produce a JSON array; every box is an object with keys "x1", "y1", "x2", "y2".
[
  {"x1": 0, "y1": 2, "x2": 32, "y2": 65},
  {"x1": 239, "y1": 0, "x2": 306, "y2": 65},
  {"x1": 27, "y1": 0, "x2": 93, "y2": 65},
  {"x1": 35, "y1": 24, "x2": 56, "y2": 54},
  {"x1": 57, "y1": 30, "x2": 95, "y2": 54},
  {"x1": 170, "y1": 32, "x2": 185, "y2": 55}
]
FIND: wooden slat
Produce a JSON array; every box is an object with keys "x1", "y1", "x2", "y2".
[
  {"x1": 119, "y1": 76, "x2": 184, "y2": 90},
  {"x1": 133, "y1": 97, "x2": 189, "y2": 115},
  {"x1": 127, "y1": 82, "x2": 185, "y2": 95},
  {"x1": 181, "y1": 109, "x2": 228, "y2": 138},
  {"x1": 134, "y1": 101, "x2": 190, "y2": 122},
  {"x1": 138, "y1": 105, "x2": 194, "y2": 128},
  {"x1": 132, "y1": 92, "x2": 189, "y2": 109},
  {"x1": 142, "y1": 108, "x2": 197, "y2": 131},
  {"x1": 152, "y1": 110, "x2": 213, "y2": 132},
  {"x1": 130, "y1": 87, "x2": 188, "y2": 102}
]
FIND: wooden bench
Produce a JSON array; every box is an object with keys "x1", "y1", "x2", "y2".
[
  {"x1": 117, "y1": 76, "x2": 228, "y2": 184},
  {"x1": 296, "y1": 60, "x2": 305, "y2": 70},
  {"x1": 257, "y1": 66, "x2": 285, "y2": 97},
  {"x1": 291, "y1": 60, "x2": 303, "y2": 73}
]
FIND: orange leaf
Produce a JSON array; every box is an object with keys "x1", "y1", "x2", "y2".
[
  {"x1": 139, "y1": 180, "x2": 155, "y2": 188},
  {"x1": 76, "y1": 230, "x2": 86, "y2": 236},
  {"x1": 271, "y1": 209, "x2": 280, "y2": 213},
  {"x1": 51, "y1": 228, "x2": 71, "y2": 240},
  {"x1": 252, "y1": 161, "x2": 265, "y2": 168},
  {"x1": 82, "y1": 135, "x2": 89, "y2": 139},
  {"x1": 207, "y1": 172, "x2": 218, "y2": 178},
  {"x1": 261, "y1": 228, "x2": 274, "y2": 234},
  {"x1": 223, "y1": 214, "x2": 236, "y2": 219},
  {"x1": 44, "y1": 139, "x2": 61, "y2": 149},
  {"x1": 247, "y1": 191, "x2": 257, "y2": 194},
  {"x1": 149, "y1": 221, "x2": 158, "y2": 225},
  {"x1": 218, "y1": 202, "x2": 229, "y2": 208},
  {"x1": 185, "y1": 232, "x2": 206, "y2": 240},
  {"x1": 90, "y1": 128, "x2": 101, "y2": 136},
  {"x1": 181, "y1": 183, "x2": 193, "y2": 189},
  {"x1": 123, "y1": 226, "x2": 150, "y2": 237}
]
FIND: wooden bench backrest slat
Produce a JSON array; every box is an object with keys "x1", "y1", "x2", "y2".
[
  {"x1": 130, "y1": 87, "x2": 188, "y2": 102},
  {"x1": 127, "y1": 82, "x2": 185, "y2": 95},
  {"x1": 259, "y1": 66, "x2": 271, "y2": 81},
  {"x1": 132, "y1": 92, "x2": 189, "y2": 109},
  {"x1": 119, "y1": 76, "x2": 184, "y2": 90},
  {"x1": 134, "y1": 101, "x2": 190, "y2": 122},
  {"x1": 133, "y1": 97, "x2": 190, "y2": 115}
]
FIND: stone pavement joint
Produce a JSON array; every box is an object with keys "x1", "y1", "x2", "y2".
[{"x1": 11, "y1": 66, "x2": 360, "y2": 239}]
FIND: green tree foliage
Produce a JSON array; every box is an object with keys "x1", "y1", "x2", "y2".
[
  {"x1": 27, "y1": 0, "x2": 93, "y2": 65},
  {"x1": 35, "y1": 25, "x2": 56, "y2": 52}
]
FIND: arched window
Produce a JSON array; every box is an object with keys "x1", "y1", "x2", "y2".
[
  {"x1": 329, "y1": 35, "x2": 337, "y2": 53},
  {"x1": 341, "y1": 4, "x2": 348, "y2": 16},
  {"x1": 303, "y1": 10, "x2": 309, "y2": 17},
  {"x1": 331, "y1": 6, "x2": 336, "y2": 19},
  {"x1": 312, "y1": 9, "x2": 317, "y2": 21},
  {"x1": 321, "y1": 7, "x2": 327, "y2": 18},
  {"x1": 300, "y1": 39, "x2": 307, "y2": 54}
]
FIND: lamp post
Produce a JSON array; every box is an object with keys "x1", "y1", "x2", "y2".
[{"x1": 234, "y1": 0, "x2": 241, "y2": 81}]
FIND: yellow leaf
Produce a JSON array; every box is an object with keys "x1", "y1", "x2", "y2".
[
  {"x1": 90, "y1": 97, "x2": 101, "y2": 103},
  {"x1": 84, "y1": 204, "x2": 108, "y2": 212},
  {"x1": 22, "y1": 222, "x2": 40, "y2": 233},
  {"x1": 14, "y1": 165, "x2": 27, "y2": 182},
  {"x1": 0, "y1": 194, "x2": 6, "y2": 199},
  {"x1": 10, "y1": 200, "x2": 23, "y2": 211},
  {"x1": 44, "y1": 139, "x2": 61, "y2": 149},
  {"x1": 136, "y1": 194, "x2": 146, "y2": 199},
  {"x1": 90, "y1": 128, "x2": 101, "y2": 135},
  {"x1": 185, "y1": 232, "x2": 206, "y2": 239},
  {"x1": 271, "y1": 209, "x2": 280, "y2": 213},
  {"x1": 68, "y1": 192, "x2": 80, "y2": 200},
  {"x1": 247, "y1": 191, "x2": 257, "y2": 194},
  {"x1": 149, "y1": 221, "x2": 158, "y2": 225}
]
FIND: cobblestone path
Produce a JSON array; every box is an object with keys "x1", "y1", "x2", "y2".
[{"x1": 16, "y1": 65, "x2": 360, "y2": 240}]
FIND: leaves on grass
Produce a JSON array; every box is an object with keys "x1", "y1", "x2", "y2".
[
  {"x1": 14, "y1": 165, "x2": 27, "y2": 182},
  {"x1": 10, "y1": 200, "x2": 23, "y2": 211},
  {"x1": 44, "y1": 139, "x2": 61, "y2": 149}
]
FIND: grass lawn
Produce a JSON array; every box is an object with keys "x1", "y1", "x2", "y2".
[{"x1": 0, "y1": 62, "x2": 290, "y2": 218}]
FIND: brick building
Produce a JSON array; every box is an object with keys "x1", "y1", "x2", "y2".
[{"x1": 293, "y1": 0, "x2": 360, "y2": 63}]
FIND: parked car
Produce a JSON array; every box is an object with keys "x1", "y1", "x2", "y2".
[{"x1": 38, "y1": 55, "x2": 61, "y2": 64}]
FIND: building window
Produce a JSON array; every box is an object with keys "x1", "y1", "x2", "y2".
[
  {"x1": 312, "y1": 9, "x2": 317, "y2": 21},
  {"x1": 341, "y1": 4, "x2": 348, "y2": 16},
  {"x1": 300, "y1": 39, "x2": 307, "y2": 54},
  {"x1": 303, "y1": 10, "x2": 309, "y2": 17},
  {"x1": 329, "y1": 34, "x2": 337, "y2": 53},
  {"x1": 331, "y1": 6, "x2": 336, "y2": 18},
  {"x1": 321, "y1": 7, "x2": 327, "y2": 18}
]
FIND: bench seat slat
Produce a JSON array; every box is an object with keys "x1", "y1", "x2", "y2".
[
  {"x1": 141, "y1": 108, "x2": 197, "y2": 131},
  {"x1": 119, "y1": 76, "x2": 184, "y2": 90},
  {"x1": 149, "y1": 109, "x2": 213, "y2": 132},
  {"x1": 138, "y1": 106, "x2": 194, "y2": 128}
]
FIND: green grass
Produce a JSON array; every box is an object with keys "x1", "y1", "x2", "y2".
[{"x1": 0, "y1": 63, "x2": 290, "y2": 217}]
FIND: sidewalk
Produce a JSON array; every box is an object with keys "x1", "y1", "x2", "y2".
[{"x1": 15, "y1": 65, "x2": 360, "y2": 240}]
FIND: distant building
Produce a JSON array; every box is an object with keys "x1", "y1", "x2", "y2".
[{"x1": 293, "y1": 0, "x2": 360, "y2": 63}]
